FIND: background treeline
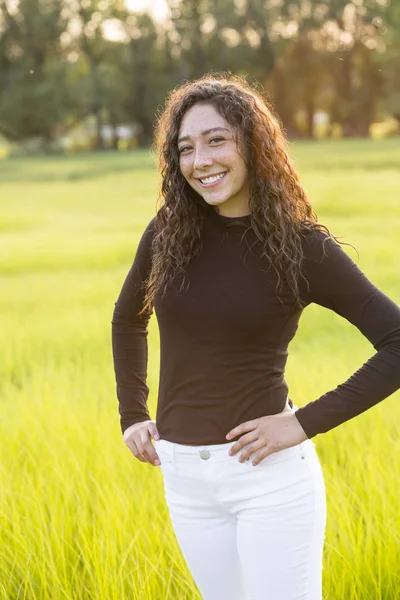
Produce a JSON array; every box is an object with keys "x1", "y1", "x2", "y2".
[{"x1": 0, "y1": 0, "x2": 399, "y2": 150}]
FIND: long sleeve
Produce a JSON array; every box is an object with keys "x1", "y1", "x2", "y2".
[
  {"x1": 294, "y1": 230, "x2": 400, "y2": 438},
  {"x1": 111, "y1": 218, "x2": 156, "y2": 434}
]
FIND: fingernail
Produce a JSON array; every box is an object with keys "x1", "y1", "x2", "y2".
[
  {"x1": 226, "y1": 434, "x2": 231, "y2": 439},
  {"x1": 154, "y1": 434, "x2": 160, "y2": 440},
  {"x1": 154, "y1": 459, "x2": 160, "y2": 466}
]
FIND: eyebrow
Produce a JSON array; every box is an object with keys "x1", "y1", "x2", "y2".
[{"x1": 177, "y1": 127, "x2": 231, "y2": 144}]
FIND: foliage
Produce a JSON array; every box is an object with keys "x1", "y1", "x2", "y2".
[{"x1": 0, "y1": 0, "x2": 399, "y2": 146}]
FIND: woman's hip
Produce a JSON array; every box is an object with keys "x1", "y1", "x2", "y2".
[{"x1": 154, "y1": 433, "x2": 325, "y2": 520}]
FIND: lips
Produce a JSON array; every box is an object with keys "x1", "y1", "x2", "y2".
[{"x1": 196, "y1": 171, "x2": 227, "y2": 187}]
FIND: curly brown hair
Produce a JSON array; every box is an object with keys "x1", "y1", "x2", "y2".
[{"x1": 139, "y1": 73, "x2": 334, "y2": 316}]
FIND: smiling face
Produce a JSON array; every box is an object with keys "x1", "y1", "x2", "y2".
[{"x1": 177, "y1": 103, "x2": 250, "y2": 218}]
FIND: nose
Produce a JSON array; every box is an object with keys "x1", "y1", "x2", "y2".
[{"x1": 193, "y1": 146, "x2": 213, "y2": 171}]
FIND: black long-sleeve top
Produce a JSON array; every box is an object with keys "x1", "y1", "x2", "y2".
[{"x1": 111, "y1": 209, "x2": 400, "y2": 444}]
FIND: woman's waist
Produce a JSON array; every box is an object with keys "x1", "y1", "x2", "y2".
[
  {"x1": 155, "y1": 394, "x2": 296, "y2": 447},
  {"x1": 153, "y1": 399, "x2": 310, "y2": 467}
]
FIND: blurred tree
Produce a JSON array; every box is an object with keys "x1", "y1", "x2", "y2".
[
  {"x1": 164, "y1": 0, "x2": 277, "y2": 119},
  {"x1": 240, "y1": 0, "x2": 275, "y2": 77},
  {"x1": 120, "y1": 11, "x2": 163, "y2": 147},
  {"x1": 0, "y1": 0, "x2": 73, "y2": 145},
  {"x1": 0, "y1": 0, "x2": 398, "y2": 147},
  {"x1": 265, "y1": 0, "x2": 325, "y2": 137},
  {"x1": 268, "y1": 0, "x2": 389, "y2": 137},
  {"x1": 314, "y1": 0, "x2": 384, "y2": 136},
  {"x1": 95, "y1": 42, "x2": 133, "y2": 149},
  {"x1": 72, "y1": 0, "x2": 115, "y2": 149},
  {"x1": 275, "y1": 35, "x2": 326, "y2": 138},
  {"x1": 378, "y1": 0, "x2": 400, "y2": 129},
  {"x1": 166, "y1": 0, "x2": 208, "y2": 80}
]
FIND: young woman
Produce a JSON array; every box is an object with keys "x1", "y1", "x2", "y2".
[{"x1": 111, "y1": 74, "x2": 400, "y2": 600}]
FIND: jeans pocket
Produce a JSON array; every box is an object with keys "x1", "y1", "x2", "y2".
[
  {"x1": 154, "y1": 439, "x2": 175, "y2": 473},
  {"x1": 244, "y1": 442, "x2": 307, "y2": 470}
]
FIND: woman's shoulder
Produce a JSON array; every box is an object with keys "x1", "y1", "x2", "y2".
[
  {"x1": 300, "y1": 223, "x2": 337, "y2": 263},
  {"x1": 142, "y1": 206, "x2": 170, "y2": 237},
  {"x1": 143, "y1": 215, "x2": 157, "y2": 234},
  {"x1": 299, "y1": 223, "x2": 362, "y2": 300},
  {"x1": 138, "y1": 215, "x2": 157, "y2": 245},
  {"x1": 134, "y1": 216, "x2": 158, "y2": 263}
]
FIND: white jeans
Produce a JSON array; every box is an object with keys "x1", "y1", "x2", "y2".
[{"x1": 154, "y1": 403, "x2": 326, "y2": 600}]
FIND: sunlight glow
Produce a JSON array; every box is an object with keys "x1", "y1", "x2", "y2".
[{"x1": 125, "y1": 0, "x2": 169, "y2": 22}]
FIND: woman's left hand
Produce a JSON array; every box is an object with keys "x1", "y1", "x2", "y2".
[{"x1": 226, "y1": 412, "x2": 309, "y2": 465}]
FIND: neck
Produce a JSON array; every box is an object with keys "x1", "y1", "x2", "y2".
[{"x1": 213, "y1": 206, "x2": 251, "y2": 219}]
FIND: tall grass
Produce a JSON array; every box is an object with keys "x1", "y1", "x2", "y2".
[{"x1": 1, "y1": 139, "x2": 399, "y2": 599}]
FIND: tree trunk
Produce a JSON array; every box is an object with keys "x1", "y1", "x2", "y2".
[
  {"x1": 305, "y1": 96, "x2": 314, "y2": 139},
  {"x1": 89, "y1": 56, "x2": 105, "y2": 150},
  {"x1": 110, "y1": 121, "x2": 119, "y2": 150},
  {"x1": 268, "y1": 64, "x2": 300, "y2": 138}
]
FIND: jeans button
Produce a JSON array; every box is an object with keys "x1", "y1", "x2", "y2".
[{"x1": 199, "y1": 449, "x2": 210, "y2": 460}]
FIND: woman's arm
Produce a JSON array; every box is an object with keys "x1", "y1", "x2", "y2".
[
  {"x1": 294, "y1": 229, "x2": 400, "y2": 439},
  {"x1": 111, "y1": 217, "x2": 156, "y2": 434}
]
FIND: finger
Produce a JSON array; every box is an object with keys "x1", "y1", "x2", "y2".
[
  {"x1": 125, "y1": 438, "x2": 146, "y2": 463},
  {"x1": 138, "y1": 433, "x2": 160, "y2": 466},
  {"x1": 237, "y1": 441, "x2": 262, "y2": 463},
  {"x1": 136, "y1": 442, "x2": 152, "y2": 464},
  {"x1": 133, "y1": 435, "x2": 151, "y2": 463},
  {"x1": 251, "y1": 446, "x2": 275, "y2": 466},
  {"x1": 123, "y1": 423, "x2": 138, "y2": 444},
  {"x1": 226, "y1": 419, "x2": 258, "y2": 441},
  {"x1": 148, "y1": 423, "x2": 160, "y2": 441},
  {"x1": 229, "y1": 431, "x2": 258, "y2": 456},
  {"x1": 143, "y1": 439, "x2": 161, "y2": 466}
]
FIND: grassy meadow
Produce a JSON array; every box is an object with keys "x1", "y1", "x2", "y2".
[{"x1": 1, "y1": 138, "x2": 399, "y2": 599}]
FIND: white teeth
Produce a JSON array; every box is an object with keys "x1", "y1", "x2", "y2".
[{"x1": 199, "y1": 172, "x2": 226, "y2": 185}]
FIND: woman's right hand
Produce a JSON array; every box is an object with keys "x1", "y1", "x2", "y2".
[{"x1": 123, "y1": 420, "x2": 161, "y2": 466}]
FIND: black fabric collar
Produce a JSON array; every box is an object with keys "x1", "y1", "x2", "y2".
[{"x1": 207, "y1": 208, "x2": 252, "y2": 229}]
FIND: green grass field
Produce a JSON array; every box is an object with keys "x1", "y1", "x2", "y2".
[{"x1": 1, "y1": 139, "x2": 399, "y2": 599}]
